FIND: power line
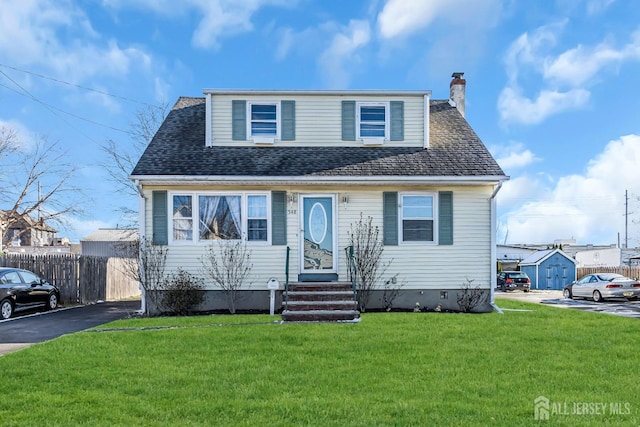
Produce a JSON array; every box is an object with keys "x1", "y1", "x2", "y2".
[
  {"x1": 0, "y1": 72, "x2": 137, "y2": 137},
  {"x1": 0, "y1": 68, "x2": 102, "y2": 144},
  {"x1": 0, "y1": 63, "x2": 157, "y2": 108}
]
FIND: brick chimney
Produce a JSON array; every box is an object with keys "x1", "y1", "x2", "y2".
[{"x1": 450, "y1": 72, "x2": 466, "y2": 118}]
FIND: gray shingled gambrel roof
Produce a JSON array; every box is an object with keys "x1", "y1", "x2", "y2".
[{"x1": 131, "y1": 96, "x2": 506, "y2": 179}]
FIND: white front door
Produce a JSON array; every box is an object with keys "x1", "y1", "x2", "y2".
[{"x1": 300, "y1": 195, "x2": 337, "y2": 274}]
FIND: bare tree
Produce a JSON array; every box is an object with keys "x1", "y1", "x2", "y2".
[
  {"x1": 120, "y1": 237, "x2": 168, "y2": 315},
  {"x1": 0, "y1": 129, "x2": 83, "y2": 248},
  {"x1": 101, "y1": 102, "x2": 168, "y2": 223},
  {"x1": 347, "y1": 213, "x2": 394, "y2": 312},
  {"x1": 200, "y1": 240, "x2": 253, "y2": 314}
]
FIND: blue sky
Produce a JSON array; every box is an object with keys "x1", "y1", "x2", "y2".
[{"x1": 1, "y1": 0, "x2": 639, "y2": 246}]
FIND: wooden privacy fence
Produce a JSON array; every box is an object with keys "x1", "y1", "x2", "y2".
[
  {"x1": 577, "y1": 266, "x2": 640, "y2": 279},
  {"x1": 0, "y1": 253, "x2": 140, "y2": 305}
]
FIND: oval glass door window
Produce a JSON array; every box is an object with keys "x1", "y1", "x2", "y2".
[{"x1": 309, "y1": 202, "x2": 327, "y2": 244}]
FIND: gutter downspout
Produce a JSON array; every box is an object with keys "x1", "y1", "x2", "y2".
[
  {"x1": 136, "y1": 180, "x2": 146, "y2": 314},
  {"x1": 490, "y1": 181, "x2": 504, "y2": 314}
]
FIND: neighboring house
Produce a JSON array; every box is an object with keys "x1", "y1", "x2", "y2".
[
  {"x1": 81, "y1": 229, "x2": 139, "y2": 257},
  {"x1": 520, "y1": 249, "x2": 577, "y2": 290},
  {"x1": 130, "y1": 73, "x2": 508, "y2": 314},
  {"x1": 497, "y1": 244, "x2": 537, "y2": 271},
  {"x1": 0, "y1": 210, "x2": 57, "y2": 248}
]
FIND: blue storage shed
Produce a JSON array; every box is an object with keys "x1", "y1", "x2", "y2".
[{"x1": 519, "y1": 249, "x2": 577, "y2": 290}]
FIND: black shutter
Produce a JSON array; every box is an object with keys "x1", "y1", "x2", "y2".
[
  {"x1": 232, "y1": 100, "x2": 246, "y2": 140},
  {"x1": 271, "y1": 191, "x2": 287, "y2": 245},
  {"x1": 383, "y1": 192, "x2": 398, "y2": 245},
  {"x1": 438, "y1": 191, "x2": 453, "y2": 245},
  {"x1": 152, "y1": 191, "x2": 168, "y2": 245}
]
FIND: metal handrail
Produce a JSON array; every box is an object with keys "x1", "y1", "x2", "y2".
[
  {"x1": 347, "y1": 245, "x2": 358, "y2": 301},
  {"x1": 285, "y1": 246, "x2": 290, "y2": 304}
]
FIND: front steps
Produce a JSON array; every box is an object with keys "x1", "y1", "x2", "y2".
[{"x1": 282, "y1": 282, "x2": 360, "y2": 322}]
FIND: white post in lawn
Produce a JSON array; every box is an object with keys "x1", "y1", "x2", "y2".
[{"x1": 267, "y1": 278, "x2": 280, "y2": 316}]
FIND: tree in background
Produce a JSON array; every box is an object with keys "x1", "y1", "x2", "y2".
[
  {"x1": 101, "y1": 103, "x2": 167, "y2": 225},
  {"x1": 0, "y1": 127, "x2": 82, "y2": 249}
]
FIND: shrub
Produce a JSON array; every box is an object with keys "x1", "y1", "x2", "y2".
[{"x1": 161, "y1": 269, "x2": 205, "y2": 315}]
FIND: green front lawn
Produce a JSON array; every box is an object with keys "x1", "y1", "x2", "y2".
[{"x1": 1, "y1": 300, "x2": 638, "y2": 426}]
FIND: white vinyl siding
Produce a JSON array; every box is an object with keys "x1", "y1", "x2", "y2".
[
  {"x1": 144, "y1": 185, "x2": 492, "y2": 291},
  {"x1": 211, "y1": 95, "x2": 424, "y2": 147}
]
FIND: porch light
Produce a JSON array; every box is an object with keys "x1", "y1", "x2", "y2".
[
  {"x1": 288, "y1": 192, "x2": 297, "y2": 208},
  {"x1": 342, "y1": 194, "x2": 349, "y2": 207}
]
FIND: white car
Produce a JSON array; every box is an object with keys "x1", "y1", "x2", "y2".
[{"x1": 563, "y1": 273, "x2": 640, "y2": 302}]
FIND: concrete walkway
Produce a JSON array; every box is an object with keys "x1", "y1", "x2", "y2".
[{"x1": 0, "y1": 300, "x2": 141, "y2": 356}]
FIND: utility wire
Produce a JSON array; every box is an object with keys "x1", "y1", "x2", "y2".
[
  {"x1": 0, "y1": 69, "x2": 103, "y2": 144},
  {"x1": 0, "y1": 72, "x2": 136, "y2": 137},
  {"x1": 0, "y1": 63, "x2": 157, "y2": 108}
]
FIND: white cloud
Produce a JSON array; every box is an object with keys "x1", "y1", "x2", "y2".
[
  {"x1": 498, "y1": 86, "x2": 590, "y2": 125},
  {"x1": 0, "y1": 0, "x2": 153, "y2": 83},
  {"x1": 0, "y1": 119, "x2": 36, "y2": 151},
  {"x1": 586, "y1": 0, "x2": 617, "y2": 15},
  {"x1": 377, "y1": 0, "x2": 504, "y2": 39},
  {"x1": 498, "y1": 134, "x2": 640, "y2": 244},
  {"x1": 499, "y1": 24, "x2": 640, "y2": 125},
  {"x1": 105, "y1": 0, "x2": 294, "y2": 50},
  {"x1": 543, "y1": 30, "x2": 640, "y2": 87},
  {"x1": 491, "y1": 142, "x2": 541, "y2": 171},
  {"x1": 318, "y1": 20, "x2": 371, "y2": 88}
]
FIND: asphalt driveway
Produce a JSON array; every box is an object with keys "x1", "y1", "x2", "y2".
[
  {"x1": 495, "y1": 290, "x2": 640, "y2": 318},
  {"x1": 0, "y1": 300, "x2": 141, "y2": 355}
]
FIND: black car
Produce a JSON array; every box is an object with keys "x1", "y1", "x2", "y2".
[
  {"x1": 0, "y1": 267, "x2": 60, "y2": 319},
  {"x1": 497, "y1": 271, "x2": 531, "y2": 292}
]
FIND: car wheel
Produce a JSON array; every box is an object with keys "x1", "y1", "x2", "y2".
[
  {"x1": 563, "y1": 288, "x2": 572, "y2": 299},
  {"x1": 46, "y1": 293, "x2": 58, "y2": 310},
  {"x1": 1, "y1": 299, "x2": 13, "y2": 320},
  {"x1": 593, "y1": 290, "x2": 604, "y2": 302}
]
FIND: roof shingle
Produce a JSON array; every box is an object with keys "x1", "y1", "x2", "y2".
[{"x1": 131, "y1": 96, "x2": 506, "y2": 179}]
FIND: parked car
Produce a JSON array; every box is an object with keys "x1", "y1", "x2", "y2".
[
  {"x1": 0, "y1": 267, "x2": 60, "y2": 319},
  {"x1": 563, "y1": 273, "x2": 640, "y2": 302},
  {"x1": 497, "y1": 271, "x2": 531, "y2": 292}
]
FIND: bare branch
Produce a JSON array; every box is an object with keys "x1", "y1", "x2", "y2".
[
  {"x1": 1, "y1": 132, "x2": 84, "y2": 248},
  {"x1": 100, "y1": 101, "x2": 168, "y2": 226}
]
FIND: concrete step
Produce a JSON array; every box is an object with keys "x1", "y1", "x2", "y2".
[
  {"x1": 286, "y1": 290, "x2": 354, "y2": 302},
  {"x1": 281, "y1": 309, "x2": 360, "y2": 322},
  {"x1": 284, "y1": 300, "x2": 357, "y2": 311},
  {"x1": 288, "y1": 282, "x2": 353, "y2": 292}
]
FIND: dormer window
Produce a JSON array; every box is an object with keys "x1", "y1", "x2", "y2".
[
  {"x1": 357, "y1": 102, "x2": 389, "y2": 141},
  {"x1": 248, "y1": 102, "x2": 279, "y2": 143}
]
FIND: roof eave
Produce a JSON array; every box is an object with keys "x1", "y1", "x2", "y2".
[
  {"x1": 203, "y1": 89, "x2": 432, "y2": 97},
  {"x1": 129, "y1": 174, "x2": 509, "y2": 186}
]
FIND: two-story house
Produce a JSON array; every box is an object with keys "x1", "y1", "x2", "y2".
[{"x1": 131, "y1": 73, "x2": 508, "y2": 316}]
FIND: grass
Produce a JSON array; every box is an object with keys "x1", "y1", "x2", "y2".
[{"x1": 0, "y1": 300, "x2": 638, "y2": 426}]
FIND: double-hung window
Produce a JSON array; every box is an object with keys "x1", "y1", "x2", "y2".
[
  {"x1": 172, "y1": 195, "x2": 193, "y2": 241},
  {"x1": 400, "y1": 193, "x2": 435, "y2": 243},
  {"x1": 199, "y1": 195, "x2": 242, "y2": 240},
  {"x1": 247, "y1": 195, "x2": 268, "y2": 241},
  {"x1": 248, "y1": 102, "x2": 279, "y2": 140},
  {"x1": 357, "y1": 102, "x2": 389, "y2": 140},
  {"x1": 170, "y1": 192, "x2": 269, "y2": 244}
]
